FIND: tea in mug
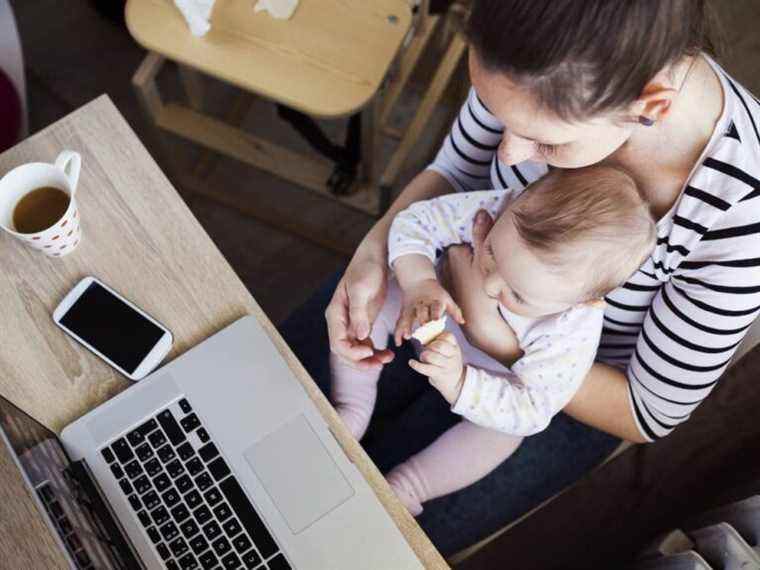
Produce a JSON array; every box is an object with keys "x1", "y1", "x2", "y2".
[{"x1": 12, "y1": 186, "x2": 70, "y2": 234}]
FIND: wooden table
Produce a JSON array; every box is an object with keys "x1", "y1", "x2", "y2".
[
  {"x1": 0, "y1": 96, "x2": 448, "y2": 569},
  {"x1": 125, "y1": 0, "x2": 414, "y2": 217}
]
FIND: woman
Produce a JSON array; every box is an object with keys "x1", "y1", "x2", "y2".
[{"x1": 281, "y1": 0, "x2": 760, "y2": 555}]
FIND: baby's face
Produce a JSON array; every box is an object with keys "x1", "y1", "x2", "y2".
[{"x1": 479, "y1": 212, "x2": 591, "y2": 318}]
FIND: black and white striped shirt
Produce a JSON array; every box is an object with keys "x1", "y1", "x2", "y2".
[{"x1": 427, "y1": 57, "x2": 760, "y2": 441}]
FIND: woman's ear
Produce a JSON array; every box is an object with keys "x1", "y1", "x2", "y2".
[{"x1": 630, "y1": 81, "x2": 678, "y2": 125}]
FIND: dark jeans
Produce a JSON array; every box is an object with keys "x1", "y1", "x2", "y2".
[{"x1": 279, "y1": 272, "x2": 621, "y2": 556}]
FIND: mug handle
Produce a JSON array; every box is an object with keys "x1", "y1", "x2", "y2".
[{"x1": 54, "y1": 151, "x2": 81, "y2": 194}]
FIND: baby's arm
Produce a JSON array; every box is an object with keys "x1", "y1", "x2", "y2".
[
  {"x1": 388, "y1": 190, "x2": 509, "y2": 267},
  {"x1": 389, "y1": 190, "x2": 510, "y2": 343},
  {"x1": 453, "y1": 307, "x2": 604, "y2": 436}
]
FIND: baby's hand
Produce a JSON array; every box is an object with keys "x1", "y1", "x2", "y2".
[
  {"x1": 395, "y1": 279, "x2": 465, "y2": 346},
  {"x1": 408, "y1": 333, "x2": 465, "y2": 405}
]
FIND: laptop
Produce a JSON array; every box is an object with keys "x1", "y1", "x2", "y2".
[{"x1": 9, "y1": 315, "x2": 423, "y2": 569}]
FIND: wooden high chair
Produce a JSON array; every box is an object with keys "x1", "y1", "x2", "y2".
[{"x1": 126, "y1": 0, "x2": 468, "y2": 240}]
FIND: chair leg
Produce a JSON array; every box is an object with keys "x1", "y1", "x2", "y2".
[
  {"x1": 193, "y1": 92, "x2": 256, "y2": 180},
  {"x1": 360, "y1": 95, "x2": 379, "y2": 185},
  {"x1": 379, "y1": 31, "x2": 467, "y2": 192},
  {"x1": 178, "y1": 65, "x2": 204, "y2": 112}
]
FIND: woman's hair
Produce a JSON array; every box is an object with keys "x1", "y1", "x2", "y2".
[
  {"x1": 510, "y1": 166, "x2": 656, "y2": 299},
  {"x1": 467, "y1": 0, "x2": 718, "y2": 121}
]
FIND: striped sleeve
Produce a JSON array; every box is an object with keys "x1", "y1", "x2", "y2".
[
  {"x1": 627, "y1": 192, "x2": 760, "y2": 441},
  {"x1": 605, "y1": 59, "x2": 760, "y2": 442},
  {"x1": 427, "y1": 87, "x2": 504, "y2": 193}
]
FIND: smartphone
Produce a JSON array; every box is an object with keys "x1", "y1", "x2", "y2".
[{"x1": 53, "y1": 276, "x2": 173, "y2": 381}]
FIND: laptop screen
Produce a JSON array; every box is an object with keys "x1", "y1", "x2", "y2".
[{"x1": 0, "y1": 397, "x2": 129, "y2": 569}]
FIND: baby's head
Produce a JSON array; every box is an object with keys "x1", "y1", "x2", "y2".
[{"x1": 481, "y1": 166, "x2": 655, "y2": 317}]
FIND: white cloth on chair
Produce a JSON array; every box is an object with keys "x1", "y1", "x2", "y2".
[
  {"x1": 174, "y1": 0, "x2": 215, "y2": 36},
  {"x1": 254, "y1": 0, "x2": 299, "y2": 20}
]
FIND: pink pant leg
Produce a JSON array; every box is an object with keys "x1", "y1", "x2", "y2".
[
  {"x1": 387, "y1": 421, "x2": 523, "y2": 515},
  {"x1": 330, "y1": 279, "x2": 403, "y2": 440}
]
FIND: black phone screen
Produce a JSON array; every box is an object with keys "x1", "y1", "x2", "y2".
[{"x1": 59, "y1": 282, "x2": 165, "y2": 374}]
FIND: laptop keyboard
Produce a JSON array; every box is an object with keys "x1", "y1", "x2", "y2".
[
  {"x1": 37, "y1": 482, "x2": 94, "y2": 569},
  {"x1": 101, "y1": 398, "x2": 291, "y2": 570}
]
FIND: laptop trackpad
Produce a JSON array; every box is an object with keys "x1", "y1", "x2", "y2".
[{"x1": 243, "y1": 415, "x2": 354, "y2": 534}]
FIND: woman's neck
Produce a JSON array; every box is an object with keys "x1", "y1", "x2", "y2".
[{"x1": 606, "y1": 55, "x2": 725, "y2": 220}]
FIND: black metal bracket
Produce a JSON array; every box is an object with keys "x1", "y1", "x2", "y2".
[{"x1": 276, "y1": 105, "x2": 361, "y2": 196}]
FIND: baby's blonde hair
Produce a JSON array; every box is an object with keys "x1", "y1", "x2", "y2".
[{"x1": 510, "y1": 166, "x2": 656, "y2": 300}]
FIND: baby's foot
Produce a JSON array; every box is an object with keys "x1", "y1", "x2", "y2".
[{"x1": 386, "y1": 469, "x2": 424, "y2": 516}]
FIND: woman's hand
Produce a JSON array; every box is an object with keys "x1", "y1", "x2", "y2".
[
  {"x1": 444, "y1": 211, "x2": 522, "y2": 364},
  {"x1": 325, "y1": 169, "x2": 456, "y2": 372},
  {"x1": 325, "y1": 246, "x2": 394, "y2": 371}
]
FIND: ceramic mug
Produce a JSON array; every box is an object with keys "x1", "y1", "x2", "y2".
[{"x1": 0, "y1": 150, "x2": 82, "y2": 257}]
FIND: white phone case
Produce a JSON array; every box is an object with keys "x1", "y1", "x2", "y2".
[{"x1": 53, "y1": 276, "x2": 173, "y2": 381}]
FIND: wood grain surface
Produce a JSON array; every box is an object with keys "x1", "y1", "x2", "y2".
[
  {"x1": 0, "y1": 96, "x2": 447, "y2": 569},
  {"x1": 0, "y1": 428, "x2": 69, "y2": 569},
  {"x1": 125, "y1": 0, "x2": 413, "y2": 118}
]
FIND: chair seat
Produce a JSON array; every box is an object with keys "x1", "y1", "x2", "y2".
[{"x1": 125, "y1": 0, "x2": 412, "y2": 118}]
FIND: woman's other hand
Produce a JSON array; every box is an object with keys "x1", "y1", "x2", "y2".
[{"x1": 325, "y1": 248, "x2": 394, "y2": 371}]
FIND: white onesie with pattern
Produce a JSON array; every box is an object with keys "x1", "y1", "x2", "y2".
[{"x1": 388, "y1": 189, "x2": 605, "y2": 436}]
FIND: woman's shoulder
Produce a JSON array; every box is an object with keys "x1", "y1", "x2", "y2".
[
  {"x1": 666, "y1": 63, "x2": 760, "y2": 244},
  {"x1": 693, "y1": 60, "x2": 760, "y2": 205}
]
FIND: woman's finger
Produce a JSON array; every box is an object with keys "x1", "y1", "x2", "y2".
[
  {"x1": 375, "y1": 349, "x2": 395, "y2": 365},
  {"x1": 326, "y1": 288, "x2": 374, "y2": 361},
  {"x1": 336, "y1": 350, "x2": 389, "y2": 372},
  {"x1": 346, "y1": 280, "x2": 374, "y2": 341},
  {"x1": 408, "y1": 359, "x2": 438, "y2": 377}
]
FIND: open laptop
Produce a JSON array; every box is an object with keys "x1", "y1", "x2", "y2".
[{"x1": 9, "y1": 315, "x2": 423, "y2": 569}]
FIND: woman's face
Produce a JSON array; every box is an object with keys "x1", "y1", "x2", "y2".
[{"x1": 469, "y1": 51, "x2": 635, "y2": 169}]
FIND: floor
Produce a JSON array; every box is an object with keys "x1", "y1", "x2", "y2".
[{"x1": 6, "y1": 1, "x2": 760, "y2": 569}]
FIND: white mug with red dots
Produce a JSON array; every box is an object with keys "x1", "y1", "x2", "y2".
[{"x1": 0, "y1": 150, "x2": 83, "y2": 257}]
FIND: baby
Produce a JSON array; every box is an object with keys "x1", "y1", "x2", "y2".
[{"x1": 331, "y1": 166, "x2": 656, "y2": 515}]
